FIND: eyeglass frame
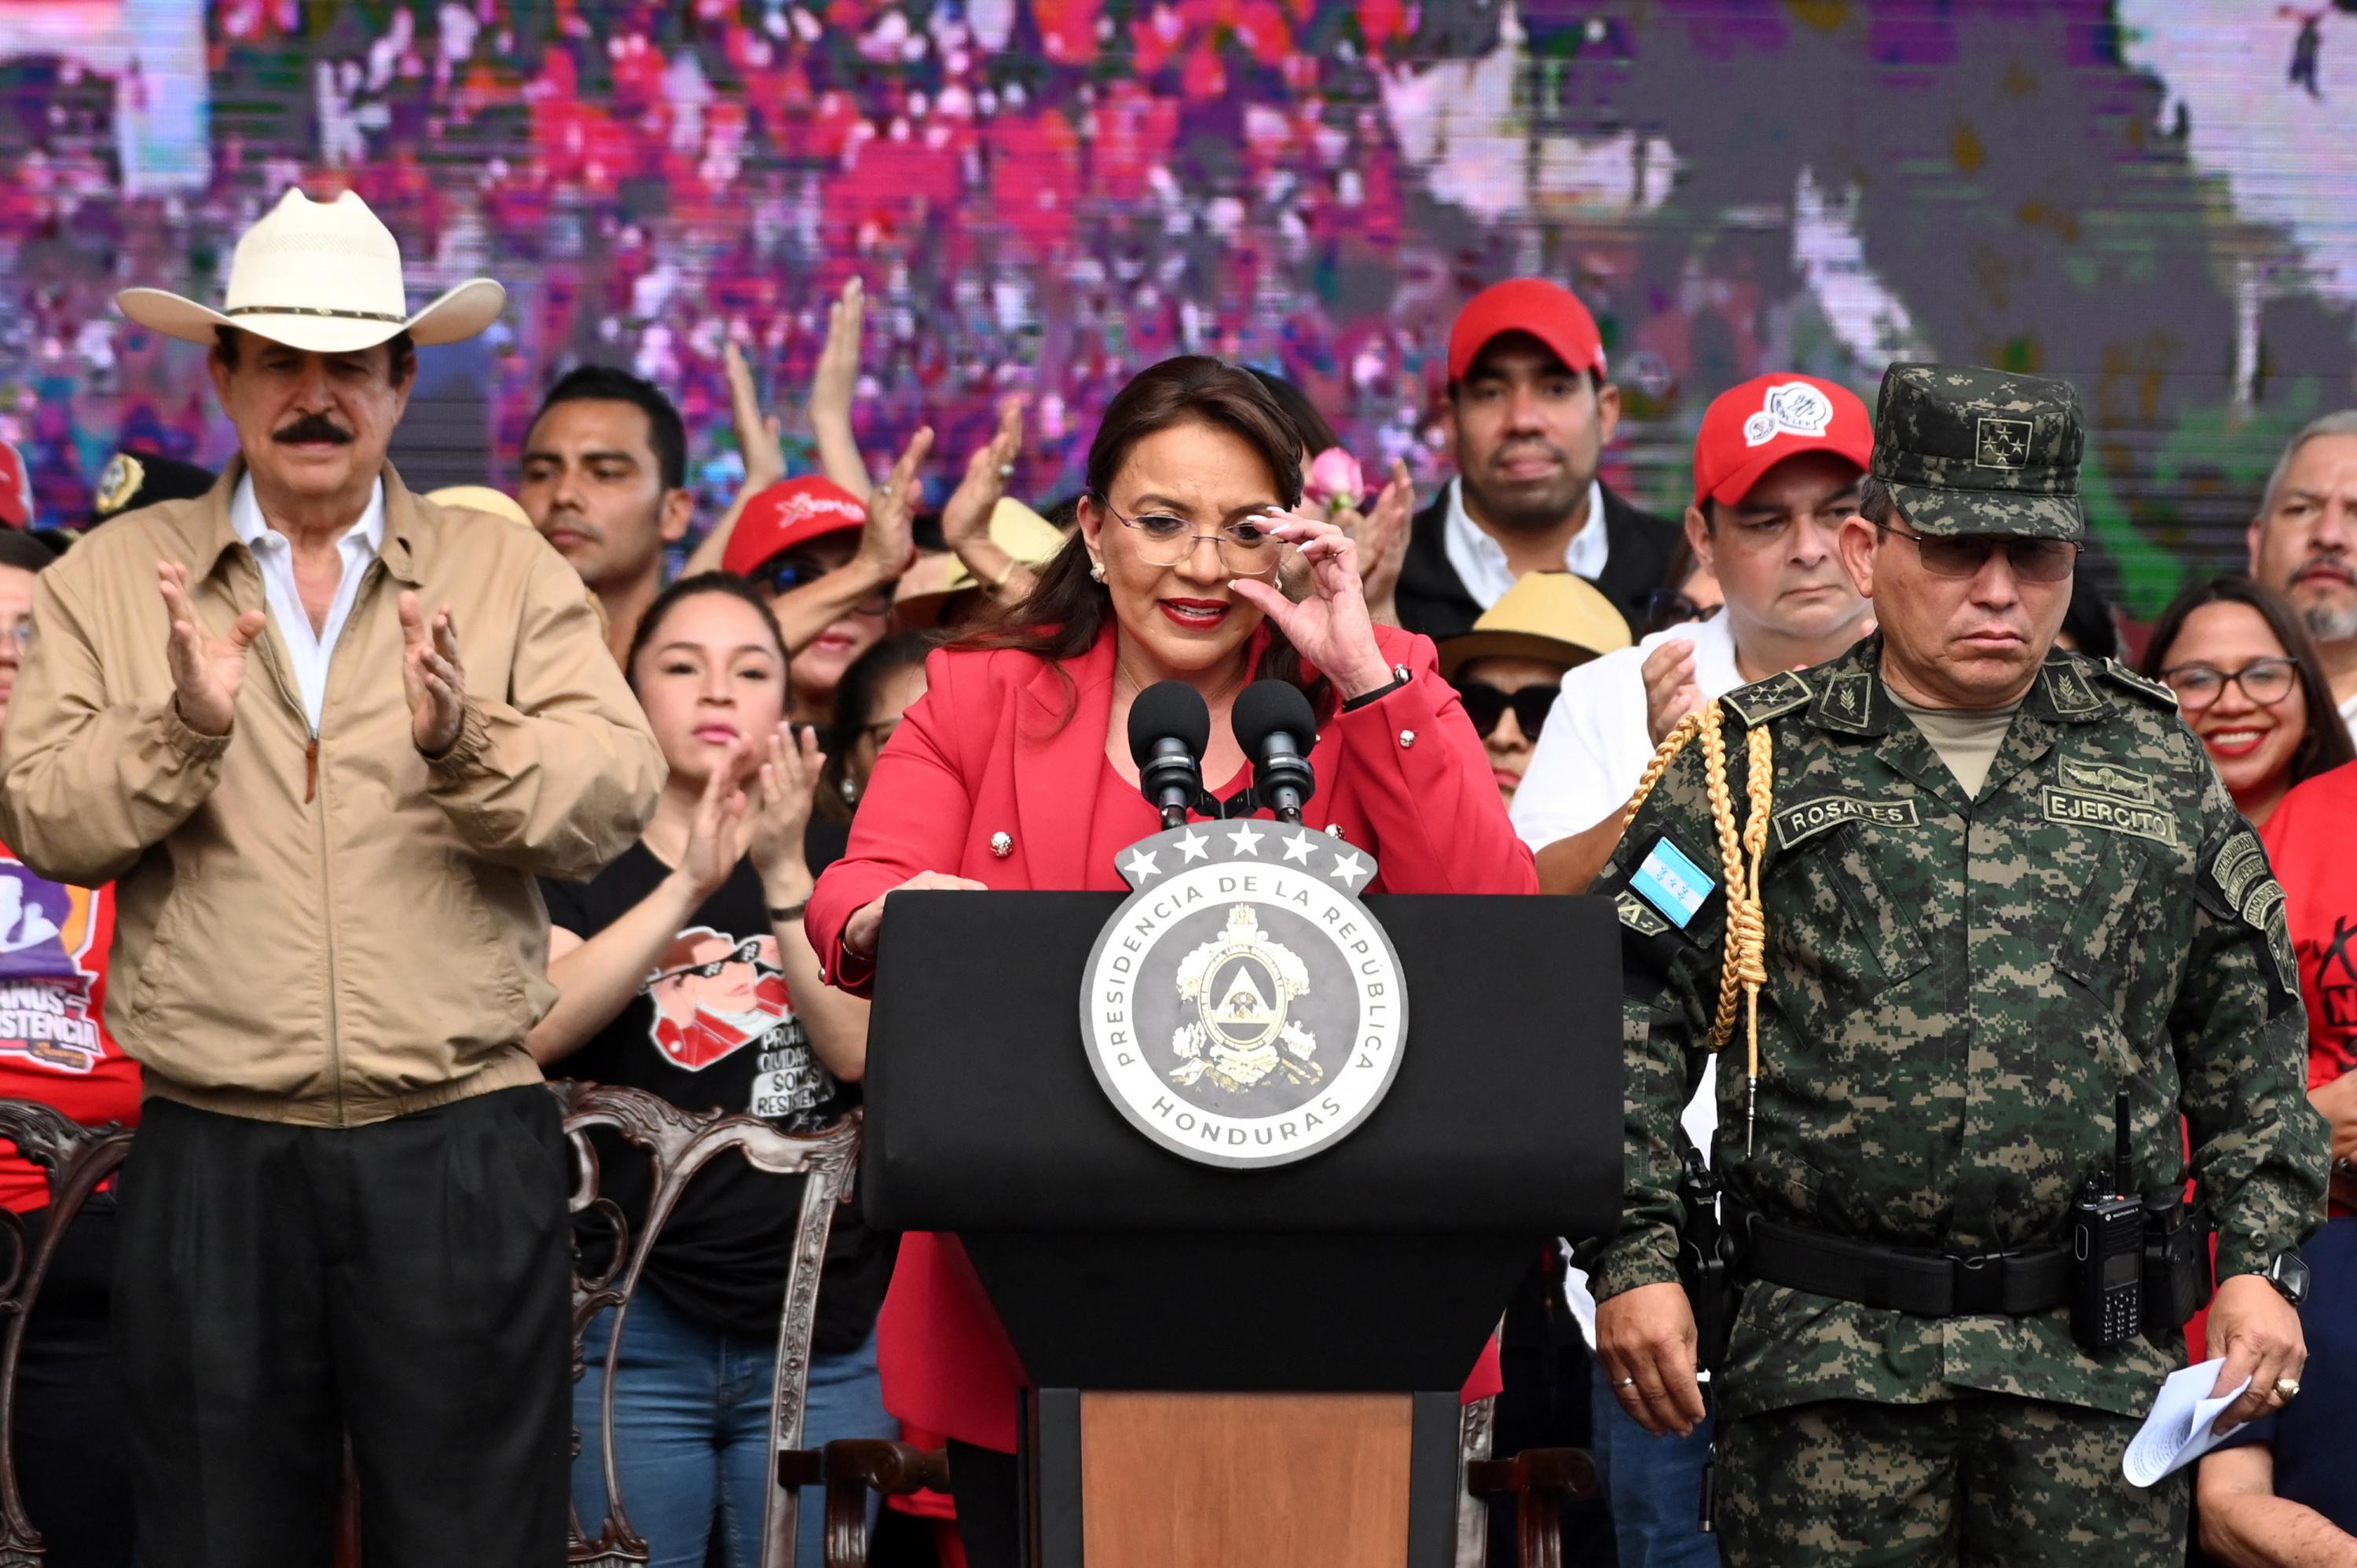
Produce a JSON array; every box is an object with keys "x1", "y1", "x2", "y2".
[
  {"x1": 1875, "y1": 522, "x2": 2080, "y2": 584},
  {"x1": 1088, "y1": 492, "x2": 1288, "y2": 578},
  {"x1": 2155, "y1": 657, "x2": 2304, "y2": 713}
]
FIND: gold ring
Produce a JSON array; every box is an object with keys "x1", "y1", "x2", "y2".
[{"x1": 2275, "y1": 1376, "x2": 2301, "y2": 1402}]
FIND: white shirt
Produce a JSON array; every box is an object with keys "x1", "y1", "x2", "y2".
[
  {"x1": 1440, "y1": 476, "x2": 1610, "y2": 612},
  {"x1": 229, "y1": 474, "x2": 386, "y2": 732},
  {"x1": 1509, "y1": 611, "x2": 1745, "y2": 850},
  {"x1": 1509, "y1": 610, "x2": 1739, "y2": 1343},
  {"x1": 2341, "y1": 688, "x2": 2357, "y2": 753}
]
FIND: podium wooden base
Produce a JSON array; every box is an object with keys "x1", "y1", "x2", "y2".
[{"x1": 1024, "y1": 1388, "x2": 1464, "y2": 1568}]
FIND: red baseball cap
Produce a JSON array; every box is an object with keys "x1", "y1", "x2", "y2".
[
  {"x1": 1692, "y1": 373, "x2": 1872, "y2": 509},
  {"x1": 722, "y1": 476, "x2": 869, "y2": 577},
  {"x1": 0, "y1": 441, "x2": 31, "y2": 530},
  {"x1": 1446, "y1": 278, "x2": 1607, "y2": 383}
]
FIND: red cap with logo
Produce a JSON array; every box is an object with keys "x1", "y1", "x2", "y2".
[
  {"x1": 722, "y1": 476, "x2": 869, "y2": 577},
  {"x1": 0, "y1": 441, "x2": 31, "y2": 530},
  {"x1": 1692, "y1": 373, "x2": 1872, "y2": 509},
  {"x1": 1446, "y1": 278, "x2": 1607, "y2": 383}
]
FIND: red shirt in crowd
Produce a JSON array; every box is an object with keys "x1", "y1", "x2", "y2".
[
  {"x1": 0, "y1": 844, "x2": 138, "y2": 1213},
  {"x1": 2258, "y1": 764, "x2": 2357, "y2": 1216}
]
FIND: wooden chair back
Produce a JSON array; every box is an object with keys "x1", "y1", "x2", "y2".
[
  {"x1": 0, "y1": 1100, "x2": 135, "y2": 1565},
  {"x1": 552, "y1": 1080, "x2": 861, "y2": 1568}
]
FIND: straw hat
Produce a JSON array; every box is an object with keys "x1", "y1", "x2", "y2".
[
  {"x1": 118, "y1": 188, "x2": 504, "y2": 354},
  {"x1": 426, "y1": 485, "x2": 534, "y2": 528},
  {"x1": 1437, "y1": 571, "x2": 1633, "y2": 679},
  {"x1": 895, "y1": 498, "x2": 1069, "y2": 625}
]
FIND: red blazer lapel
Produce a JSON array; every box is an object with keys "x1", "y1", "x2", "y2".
[{"x1": 1010, "y1": 628, "x2": 1118, "y2": 891}]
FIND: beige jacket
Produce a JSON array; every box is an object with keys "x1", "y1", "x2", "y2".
[{"x1": 0, "y1": 464, "x2": 663, "y2": 1127}]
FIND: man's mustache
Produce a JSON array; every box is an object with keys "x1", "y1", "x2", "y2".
[{"x1": 273, "y1": 414, "x2": 353, "y2": 445}]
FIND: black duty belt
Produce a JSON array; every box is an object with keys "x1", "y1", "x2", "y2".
[{"x1": 1739, "y1": 1212, "x2": 2069, "y2": 1317}]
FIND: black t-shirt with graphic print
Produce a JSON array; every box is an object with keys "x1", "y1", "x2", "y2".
[{"x1": 541, "y1": 843, "x2": 892, "y2": 1354}]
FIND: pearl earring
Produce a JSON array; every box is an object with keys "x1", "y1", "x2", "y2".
[
  {"x1": 1089, "y1": 560, "x2": 1106, "y2": 582},
  {"x1": 839, "y1": 777, "x2": 859, "y2": 803}
]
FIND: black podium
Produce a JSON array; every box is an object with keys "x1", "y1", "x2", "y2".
[{"x1": 863, "y1": 890, "x2": 1622, "y2": 1568}]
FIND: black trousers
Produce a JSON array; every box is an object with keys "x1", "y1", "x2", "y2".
[
  {"x1": 16, "y1": 1196, "x2": 134, "y2": 1568},
  {"x1": 113, "y1": 1087, "x2": 572, "y2": 1568}
]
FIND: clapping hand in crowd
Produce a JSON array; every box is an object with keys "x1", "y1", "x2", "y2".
[
  {"x1": 1331, "y1": 458, "x2": 1414, "y2": 625},
  {"x1": 1642, "y1": 638, "x2": 1705, "y2": 747},
  {"x1": 1231, "y1": 510, "x2": 1396, "y2": 701},
  {"x1": 808, "y1": 277, "x2": 872, "y2": 500},
  {"x1": 856, "y1": 426, "x2": 930, "y2": 586},
  {"x1": 725, "y1": 339, "x2": 786, "y2": 497},
  {"x1": 939, "y1": 395, "x2": 1033, "y2": 602},
  {"x1": 397, "y1": 592, "x2": 467, "y2": 757},
  {"x1": 673, "y1": 723, "x2": 823, "y2": 906},
  {"x1": 157, "y1": 560, "x2": 266, "y2": 738}
]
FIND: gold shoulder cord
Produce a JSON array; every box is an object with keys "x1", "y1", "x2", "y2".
[{"x1": 1621, "y1": 701, "x2": 1776, "y2": 1153}]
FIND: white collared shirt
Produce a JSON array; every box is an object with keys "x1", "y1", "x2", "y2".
[
  {"x1": 1440, "y1": 475, "x2": 1611, "y2": 612},
  {"x1": 229, "y1": 474, "x2": 386, "y2": 731}
]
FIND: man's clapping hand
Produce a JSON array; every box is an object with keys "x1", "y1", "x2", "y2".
[
  {"x1": 1642, "y1": 639, "x2": 1705, "y2": 748},
  {"x1": 158, "y1": 561, "x2": 266, "y2": 738},
  {"x1": 398, "y1": 591, "x2": 466, "y2": 757}
]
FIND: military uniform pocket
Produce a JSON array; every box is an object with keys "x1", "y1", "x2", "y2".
[{"x1": 1766, "y1": 829, "x2": 1930, "y2": 1031}]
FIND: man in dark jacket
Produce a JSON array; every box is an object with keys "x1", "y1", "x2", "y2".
[{"x1": 1396, "y1": 278, "x2": 1680, "y2": 639}]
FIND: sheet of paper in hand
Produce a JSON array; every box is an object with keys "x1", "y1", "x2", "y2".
[{"x1": 2121, "y1": 1357, "x2": 2251, "y2": 1487}]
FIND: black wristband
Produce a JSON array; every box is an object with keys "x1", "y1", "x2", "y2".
[
  {"x1": 769, "y1": 900, "x2": 810, "y2": 924},
  {"x1": 1341, "y1": 663, "x2": 1413, "y2": 713}
]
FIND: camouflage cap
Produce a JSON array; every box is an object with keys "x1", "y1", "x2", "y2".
[{"x1": 1870, "y1": 363, "x2": 2085, "y2": 540}]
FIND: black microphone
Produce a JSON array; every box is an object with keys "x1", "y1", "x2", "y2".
[
  {"x1": 1233, "y1": 680, "x2": 1318, "y2": 823},
  {"x1": 1127, "y1": 680, "x2": 1211, "y2": 829}
]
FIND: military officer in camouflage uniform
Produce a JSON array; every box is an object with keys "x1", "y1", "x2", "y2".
[{"x1": 1589, "y1": 364, "x2": 2330, "y2": 1566}]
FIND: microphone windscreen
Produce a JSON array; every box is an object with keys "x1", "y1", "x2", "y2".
[
  {"x1": 1127, "y1": 680, "x2": 1212, "y2": 768},
  {"x1": 1232, "y1": 680, "x2": 1318, "y2": 759}
]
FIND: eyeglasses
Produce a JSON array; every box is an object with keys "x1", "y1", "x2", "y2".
[
  {"x1": 2158, "y1": 658, "x2": 2301, "y2": 713},
  {"x1": 1643, "y1": 588, "x2": 1717, "y2": 635},
  {"x1": 1453, "y1": 680, "x2": 1556, "y2": 742},
  {"x1": 755, "y1": 553, "x2": 893, "y2": 617},
  {"x1": 1093, "y1": 494, "x2": 1285, "y2": 577},
  {"x1": 1879, "y1": 525, "x2": 2078, "y2": 584},
  {"x1": 0, "y1": 620, "x2": 30, "y2": 654}
]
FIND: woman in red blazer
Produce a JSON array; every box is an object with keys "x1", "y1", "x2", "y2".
[{"x1": 807, "y1": 356, "x2": 1538, "y2": 1565}]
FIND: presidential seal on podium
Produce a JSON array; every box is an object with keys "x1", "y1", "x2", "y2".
[{"x1": 1079, "y1": 820, "x2": 1409, "y2": 1169}]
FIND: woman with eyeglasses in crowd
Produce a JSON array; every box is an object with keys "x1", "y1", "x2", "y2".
[
  {"x1": 2139, "y1": 575, "x2": 2353, "y2": 826},
  {"x1": 805, "y1": 354, "x2": 1533, "y2": 1568}
]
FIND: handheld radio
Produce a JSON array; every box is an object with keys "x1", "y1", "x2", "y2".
[{"x1": 2069, "y1": 1090, "x2": 2144, "y2": 1351}]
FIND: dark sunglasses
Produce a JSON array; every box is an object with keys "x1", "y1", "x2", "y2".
[
  {"x1": 756, "y1": 553, "x2": 893, "y2": 616},
  {"x1": 1453, "y1": 680, "x2": 1555, "y2": 742},
  {"x1": 1644, "y1": 588, "x2": 1717, "y2": 636},
  {"x1": 1880, "y1": 525, "x2": 2078, "y2": 584}
]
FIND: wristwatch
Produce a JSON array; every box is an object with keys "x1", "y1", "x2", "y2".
[{"x1": 2260, "y1": 1251, "x2": 2311, "y2": 1307}]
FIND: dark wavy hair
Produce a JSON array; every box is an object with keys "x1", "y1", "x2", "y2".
[
  {"x1": 2139, "y1": 573, "x2": 2355, "y2": 791},
  {"x1": 817, "y1": 632, "x2": 935, "y2": 819},
  {"x1": 951, "y1": 356, "x2": 1329, "y2": 720}
]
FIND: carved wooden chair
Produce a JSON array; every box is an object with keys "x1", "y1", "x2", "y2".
[
  {"x1": 552, "y1": 1080, "x2": 862, "y2": 1568},
  {"x1": 0, "y1": 1100, "x2": 135, "y2": 1566},
  {"x1": 1464, "y1": 1439, "x2": 1602, "y2": 1568}
]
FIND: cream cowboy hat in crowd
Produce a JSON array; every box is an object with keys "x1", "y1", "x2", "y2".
[{"x1": 118, "y1": 188, "x2": 504, "y2": 354}]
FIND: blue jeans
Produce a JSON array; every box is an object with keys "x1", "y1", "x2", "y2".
[
  {"x1": 575, "y1": 1285, "x2": 892, "y2": 1568},
  {"x1": 1590, "y1": 1358, "x2": 1722, "y2": 1568}
]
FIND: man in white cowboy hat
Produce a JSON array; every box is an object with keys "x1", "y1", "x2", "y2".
[{"x1": 0, "y1": 187, "x2": 662, "y2": 1566}]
